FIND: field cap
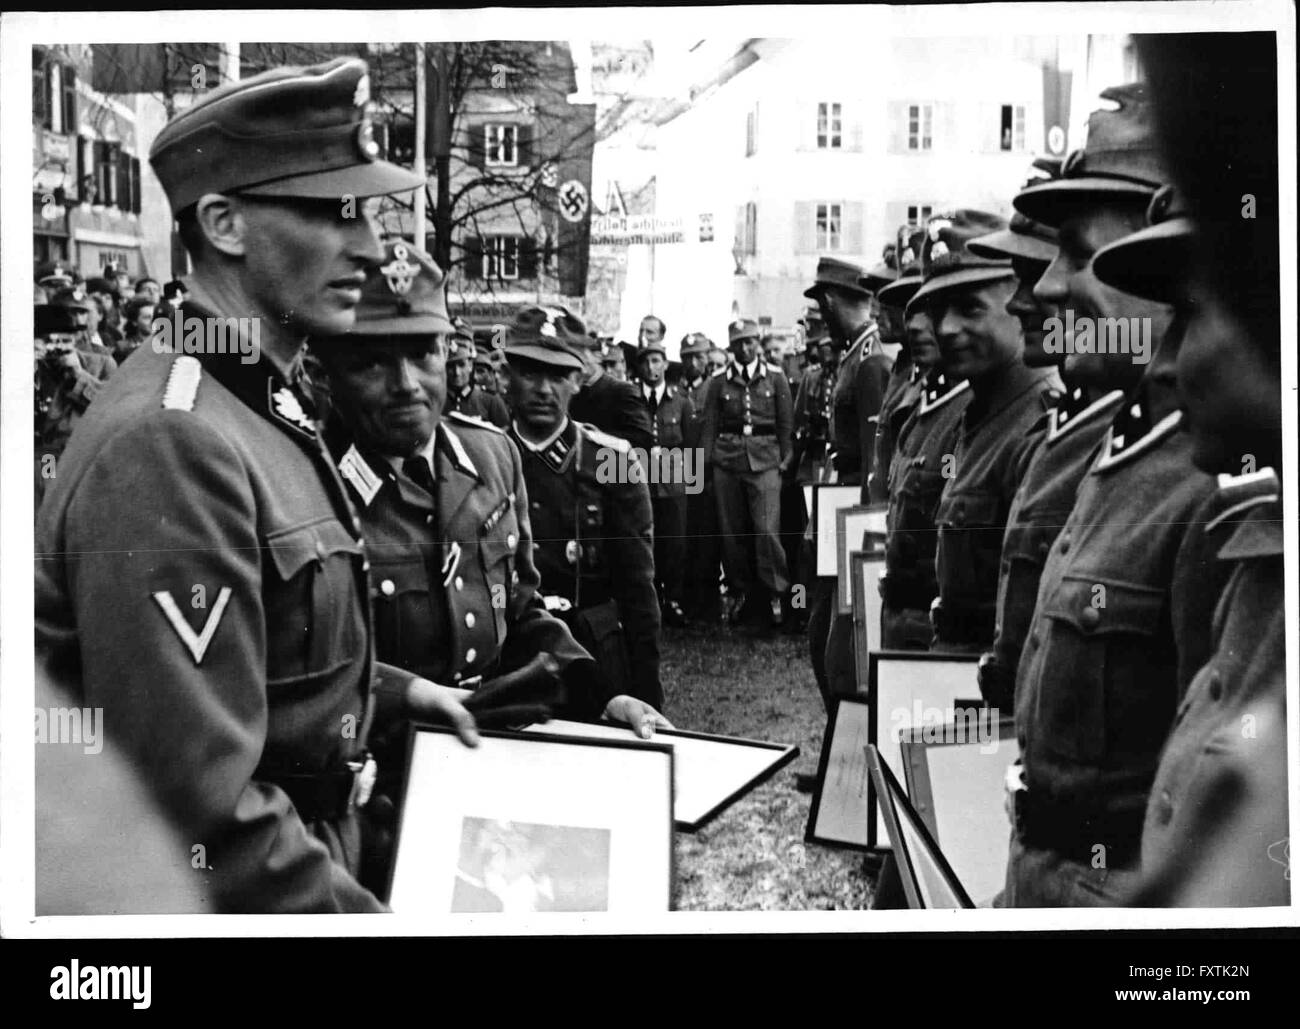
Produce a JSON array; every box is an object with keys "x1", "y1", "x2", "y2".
[
  {"x1": 679, "y1": 332, "x2": 712, "y2": 357},
  {"x1": 910, "y1": 210, "x2": 1014, "y2": 308},
  {"x1": 1092, "y1": 184, "x2": 1196, "y2": 303},
  {"x1": 728, "y1": 318, "x2": 762, "y2": 345},
  {"x1": 804, "y1": 257, "x2": 873, "y2": 300},
  {"x1": 877, "y1": 225, "x2": 928, "y2": 309},
  {"x1": 859, "y1": 242, "x2": 900, "y2": 293},
  {"x1": 504, "y1": 306, "x2": 589, "y2": 372},
  {"x1": 150, "y1": 56, "x2": 424, "y2": 212},
  {"x1": 347, "y1": 241, "x2": 452, "y2": 337}
]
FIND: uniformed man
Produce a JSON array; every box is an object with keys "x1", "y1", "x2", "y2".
[
  {"x1": 638, "y1": 313, "x2": 668, "y2": 350},
  {"x1": 599, "y1": 339, "x2": 630, "y2": 382},
  {"x1": 706, "y1": 346, "x2": 728, "y2": 374},
  {"x1": 1004, "y1": 83, "x2": 1226, "y2": 906},
  {"x1": 789, "y1": 304, "x2": 835, "y2": 485},
  {"x1": 568, "y1": 333, "x2": 654, "y2": 451},
  {"x1": 35, "y1": 57, "x2": 473, "y2": 913},
  {"x1": 473, "y1": 346, "x2": 499, "y2": 394},
  {"x1": 635, "y1": 338, "x2": 695, "y2": 627},
  {"x1": 678, "y1": 332, "x2": 724, "y2": 622},
  {"x1": 444, "y1": 327, "x2": 510, "y2": 426},
  {"x1": 313, "y1": 244, "x2": 672, "y2": 891},
  {"x1": 697, "y1": 317, "x2": 794, "y2": 634},
  {"x1": 916, "y1": 210, "x2": 1061, "y2": 654},
  {"x1": 50, "y1": 286, "x2": 119, "y2": 366},
  {"x1": 505, "y1": 307, "x2": 665, "y2": 710}
]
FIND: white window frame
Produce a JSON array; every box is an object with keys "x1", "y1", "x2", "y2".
[
  {"x1": 48, "y1": 62, "x2": 64, "y2": 134},
  {"x1": 815, "y1": 202, "x2": 842, "y2": 252},
  {"x1": 1000, "y1": 104, "x2": 1027, "y2": 151},
  {"x1": 907, "y1": 104, "x2": 932, "y2": 151},
  {"x1": 817, "y1": 101, "x2": 842, "y2": 150},
  {"x1": 906, "y1": 204, "x2": 933, "y2": 226},
  {"x1": 483, "y1": 235, "x2": 520, "y2": 280},
  {"x1": 484, "y1": 123, "x2": 518, "y2": 167}
]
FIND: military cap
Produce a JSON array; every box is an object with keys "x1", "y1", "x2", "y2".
[
  {"x1": 49, "y1": 286, "x2": 94, "y2": 312},
  {"x1": 149, "y1": 56, "x2": 424, "y2": 213},
  {"x1": 728, "y1": 318, "x2": 762, "y2": 345},
  {"x1": 636, "y1": 338, "x2": 667, "y2": 362},
  {"x1": 910, "y1": 210, "x2": 1014, "y2": 308},
  {"x1": 876, "y1": 225, "x2": 927, "y2": 309},
  {"x1": 969, "y1": 160, "x2": 1062, "y2": 264},
  {"x1": 84, "y1": 277, "x2": 115, "y2": 296},
  {"x1": 504, "y1": 306, "x2": 588, "y2": 372},
  {"x1": 1014, "y1": 84, "x2": 1167, "y2": 227},
  {"x1": 1092, "y1": 184, "x2": 1195, "y2": 304},
  {"x1": 859, "y1": 242, "x2": 900, "y2": 293},
  {"x1": 35, "y1": 304, "x2": 82, "y2": 337},
  {"x1": 36, "y1": 260, "x2": 73, "y2": 288},
  {"x1": 796, "y1": 303, "x2": 830, "y2": 343},
  {"x1": 347, "y1": 240, "x2": 453, "y2": 337},
  {"x1": 803, "y1": 256, "x2": 874, "y2": 300},
  {"x1": 472, "y1": 347, "x2": 495, "y2": 368},
  {"x1": 448, "y1": 336, "x2": 476, "y2": 362},
  {"x1": 679, "y1": 332, "x2": 712, "y2": 357}
]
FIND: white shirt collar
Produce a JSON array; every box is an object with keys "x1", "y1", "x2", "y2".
[{"x1": 644, "y1": 382, "x2": 665, "y2": 403}]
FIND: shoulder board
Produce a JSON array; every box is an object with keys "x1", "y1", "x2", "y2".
[
  {"x1": 446, "y1": 409, "x2": 504, "y2": 434},
  {"x1": 439, "y1": 421, "x2": 480, "y2": 478},
  {"x1": 710, "y1": 367, "x2": 727, "y2": 378},
  {"x1": 1205, "y1": 467, "x2": 1281, "y2": 534},
  {"x1": 161, "y1": 355, "x2": 202, "y2": 412},
  {"x1": 580, "y1": 423, "x2": 631, "y2": 452}
]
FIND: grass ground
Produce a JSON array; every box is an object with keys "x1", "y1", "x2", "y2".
[{"x1": 662, "y1": 623, "x2": 875, "y2": 910}]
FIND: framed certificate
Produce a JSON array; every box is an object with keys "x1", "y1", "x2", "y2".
[
  {"x1": 812, "y1": 484, "x2": 862, "y2": 577},
  {"x1": 519, "y1": 720, "x2": 798, "y2": 831},
  {"x1": 836, "y1": 504, "x2": 886, "y2": 613},
  {"x1": 850, "y1": 550, "x2": 885, "y2": 683},
  {"x1": 388, "y1": 726, "x2": 674, "y2": 915},
  {"x1": 804, "y1": 696, "x2": 874, "y2": 851}
]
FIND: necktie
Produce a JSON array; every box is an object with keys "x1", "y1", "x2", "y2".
[{"x1": 403, "y1": 455, "x2": 437, "y2": 496}]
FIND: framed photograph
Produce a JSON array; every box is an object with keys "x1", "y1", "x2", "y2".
[
  {"x1": 804, "y1": 697, "x2": 874, "y2": 851},
  {"x1": 867, "y1": 651, "x2": 980, "y2": 848},
  {"x1": 388, "y1": 726, "x2": 674, "y2": 915},
  {"x1": 519, "y1": 719, "x2": 799, "y2": 831},
  {"x1": 850, "y1": 551, "x2": 885, "y2": 682},
  {"x1": 867, "y1": 745, "x2": 974, "y2": 909},
  {"x1": 836, "y1": 504, "x2": 887, "y2": 613},
  {"x1": 901, "y1": 716, "x2": 1019, "y2": 907},
  {"x1": 812, "y1": 484, "x2": 862, "y2": 577}
]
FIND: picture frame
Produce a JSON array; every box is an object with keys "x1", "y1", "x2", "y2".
[
  {"x1": 867, "y1": 745, "x2": 974, "y2": 909},
  {"x1": 850, "y1": 550, "x2": 885, "y2": 679},
  {"x1": 867, "y1": 651, "x2": 980, "y2": 848},
  {"x1": 388, "y1": 725, "x2": 674, "y2": 915},
  {"x1": 901, "y1": 715, "x2": 1019, "y2": 907},
  {"x1": 804, "y1": 696, "x2": 874, "y2": 851},
  {"x1": 836, "y1": 504, "x2": 886, "y2": 614},
  {"x1": 812, "y1": 484, "x2": 863, "y2": 577},
  {"x1": 518, "y1": 719, "x2": 799, "y2": 831}
]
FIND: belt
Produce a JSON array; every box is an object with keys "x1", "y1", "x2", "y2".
[
  {"x1": 262, "y1": 754, "x2": 377, "y2": 824},
  {"x1": 931, "y1": 600, "x2": 995, "y2": 645},
  {"x1": 878, "y1": 571, "x2": 937, "y2": 610},
  {"x1": 1013, "y1": 790, "x2": 1143, "y2": 868},
  {"x1": 720, "y1": 426, "x2": 776, "y2": 437}
]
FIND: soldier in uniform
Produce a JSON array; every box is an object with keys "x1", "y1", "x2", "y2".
[
  {"x1": 444, "y1": 328, "x2": 510, "y2": 426},
  {"x1": 635, "y1": 338, "x2": 695, "y2": 627},
  {"x1": 1004, "y1": 83, "x2": 1226, "y2": 906},
  {"x1": 568, "y1": 334, "x2": 654, "y2": 450},
  {"x1": 473, "y1": 346, "x2": 499, "y2": 394},
  {"x1": 678, "y1": 332, "x2": 723, "y2": 622},
  {"x1": 918, "y1": 210, "x2": 1061, "y2": 654},
  {"x1": 505, "y1": 307, "x2": 665, "y2": 711},
  {"x1": 35, "y1": 57, "x2": 474, "y2": 913},
  {"x1": 697, "y1": 318, "x2": 794, "y2": 634}
]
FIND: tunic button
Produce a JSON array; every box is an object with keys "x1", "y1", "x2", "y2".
[
  {"x1": 362, "y1": 560, "x2": 371, "y2": 572},
  {"x1": 454, "y1": 576, "x2": 464, "y2": 591},
  {"x1": 426, "y1": 514, "x2": 434, "y2": 525},
  {"x1": 1079, "y1": 606, "x2": 1101, "y2": 630},
  {"x1": 466, "y1": 648, "x2": 477, "y2": 663},
  {"x1": 1156, "y1": 790, "x2": 1174, "y2": 825},
  {"x1": 465, "y1": 612, "x2": 476, "y2": 628},
  {"x1": 452, "y1": 672, "x2": 461, "y2": 682},
  {"x1": 507, "y1": 533, "x2": 518, "y2": 549},
  {"x1": 1208, "y1": 670, "x2": 1224, "y2": 701},
  {"x1": 1059, "y1": 533, "x2": 1071, "y2": 553},
  {"x1": 380, "y1": 579, "x2": 395, "y2": 597}
]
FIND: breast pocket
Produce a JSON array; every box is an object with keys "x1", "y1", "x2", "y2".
[
  {"x1": 264, "y1": 518, "x2": 364, "y2": 685},
  {"x1": 892, "y1": 466, "x2": 947, "y2": 563},
  {"x1": 369, "y1": 556, "x2": 435, "y2": 674},
  {"x1": 479, "y1": 511, "x2": 519, "y2": 646},
  {"x1": 935, "y1": 489, "x2": 1002, "y2": 598},
  {"x1": 1035, "y1": 574, "x2": 1169, "y2": 764}
]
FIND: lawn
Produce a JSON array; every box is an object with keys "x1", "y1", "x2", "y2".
[{"x1": 661, "y1": 624, "x2": 876, "y2": 911}]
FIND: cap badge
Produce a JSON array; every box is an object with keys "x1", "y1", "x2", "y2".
[
  {"x1": 928, "y1": 218, "x2": 952, "y2": 241},
  {"x1": 354, "y1": 73, "x2": 371, "y2": 109},
  {"x1": 381, "y1": 245, "x2": 418, "y2": 296},
  {"x1": 356, "y1": 118, "x2": 379, "y2": 162},
  {"x1": 930, "y1": 240, "x2": 950, "y2": 259}
]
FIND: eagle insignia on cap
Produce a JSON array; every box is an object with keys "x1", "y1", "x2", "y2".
[
  {"x1": 354, "y1": 73, "x2": 371, "y2": 108},
  {"x1": 733, "y1": 319, "x2": 744, "y2": 330},
  {"x1": 930, "y1": 240, "x2": 950, "y2": 259},
  {"x1": 381, "y1": 247, "x2": 418, "y2": 296},
  {"x1": 927, "y1": 218, "x2": 952, "y2": 241},
  {"x1": 539, "y1": 320, "x2": 557, "y2": 338},
  {"x1": 355, "y1": 118, "x2": 379, "y2": 162}
]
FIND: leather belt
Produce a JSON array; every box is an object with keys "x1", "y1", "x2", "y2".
[
  {"x1": 262, "y1": 754, "x2": 377, "y2": 823},
  {"x1": 720, "y1": 426, "x2": 776, "y2": 437},
  {"x1": 931, "y1": 600, "x2": 995, "y2": 645}
]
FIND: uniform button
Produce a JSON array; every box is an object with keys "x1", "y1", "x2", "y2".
[
  {"x1": 452, "y1": 672, "x2": 461, "y2": 682},
  {"x1": 362, "y1": 560, "x2": 371, "y2": 572},
  {"x1": 426, "y1": 514, "x2": 434, "y2": 525},
  {"x1": 511, "y1": 571, "x2": 520, "y2": 584},
  {"x1": 466, "y1": 648, "x2": 477, "y2": 664},
  {"x1": 454, "y1": 576, "x2": 464, "y2": 591},
  {"x1": 380, "y1": 579, "x2": 395, "y2": 597},
  {"x1": 1208, "y1": 670, "x2": 1224, "y2": 701},
  {"x1": 465, "y1": 612, "x2": 476, "y2": 628},
  {"x1": 1156, "y1": 790, "x2": 1174, "y2": 825},
  {"x1": 1038, "y1": 542, "x2": 1050, "y2": 559},
  {"x1": 507, "y1": 533, "x2": 517, "y2": 548},
  {"x1": 1079, "y1": 606, "x2": 1101, "y2": 630},
  {"x1": 1059, "y1": 532, "x2": 1071, "y2": 554},
  {"x1": 532, "y1": 501, "x2": 541, "y2": 510}
]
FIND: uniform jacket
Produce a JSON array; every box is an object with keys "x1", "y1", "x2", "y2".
[
  {"x1": 36, "y1": 303, "x2": 388, "y2": 913},
  {"x1": 979, "y1": 388, "x2": 1124, "y2": 707},
  {"x1": 446, "y1": 383, "x2": 510, "y2": 428},
  {"x1": 570, "y1": 369, "x2": 655, "y2": 452},
  {"x1": 868, "y1": 359, "x2": 925, "y2": 503},
  {"x1": 510, "y1": 419, "x2": 662, "y2": 705},
  {"x1": 698, "y1": 361, "x2": 794, "y2": 474},
  {"x1": 34, "y1": 351, "x2": 114, "y2": 454},
  {"x1": 1015, "y1": 395, "x2": 1225, "y2": 842},
  {"x1": 882, "y1": 371, "x2": 971, "y2": 610},
  {"x1": 792, "y1": 363, "x2": 834, "y2": 483},
  {"x1": 1139, "y1": 468, "x2": 1287, "y2": 902},
  {"x1": 933, "y1": 363, "x2": 1060, "y2": 646},
  {"x1": 639, "y1": 383, "x2": 695, "y2": 499},
  {"x1": 830, "y1": 324, "x2": 892, "y2": 487},
  {"x1": 328, "y1": 412, "x2": 601, "y2": 714}
]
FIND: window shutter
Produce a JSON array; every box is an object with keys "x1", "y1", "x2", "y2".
[
  {"x1": 937, "y1": 100, "x2": 960, "y2": 153},
  {"x1": 793, "y1": 201, "x2": 814, "y2": 254},
  {"x1": 886, "y1": 100, "x2": 906, "y2": 154},
  {"x1": 62, "y1": 65, "x2": 78, "y2": 135},
  {"x1": 118, "y1": 148, "x2": 131, "y2": 210},
  {"x1": 797, "y1": 100, "x2": 814, "y2": 152},
  {"x1": 464, "y1": 122, "x2": 485, "y2": 170},
  {"x1": 845, "y1": 101, "x2": 863, "y2": 153},
  {"x1": 843, "y1": 202, "x2": 864, "y2": 257},
  {"x1": 734, "y1": 204, "x2": 747, "y2": 253},
  {"x1": 33, "y1": 53, "x2": 48, "y2": 129},
  {"x1": 461, "y1": 235, "x2": 484, "y2": 279},
  {"x1": 515, "y1": 123, "x2": 533, "y2": 169},
  {"x1": 76, "y1": 136, "x2": 91, "y2": 203},
  {"x1": 518, "y1": 235, "x2": 539, "y2": 279},
  {"x1": 745, "y1": 201, "x2": 757, "y2": 256},
  {"x1": 131, "y1": 155, "x2": 142, "y2": 213},
  {"x1": 752, "y1": 101, "x2": 759, "y2": 154}
]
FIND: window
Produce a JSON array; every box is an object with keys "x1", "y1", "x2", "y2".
[
  {"x1": 737, "y1": 201, "x2": 757, "y2": 255},
  {"x1": 906, "y1": 204, "x2": 933, "y2": 226},
  {"x1": 745, "y1": 104, "x2": 758, "y2": 157},
  {"x1": 817, "y1": 102, "x2": 842, "y2": 149},
  {"x1": 48, "y1": 62, "x2": 64, "y2": 133},
  {"x1": 485, "y1": 124, "x2": 518, "y2": 166},
  {"x1": 33, "y1": 53, "x2": 78, "y2": 135},
  {"x1": 816, "y1": 203, "x2": 842, "y2": 251},
  {"x1": 483, "y1": 235, "x2": 520, "y2": 279},
  {"x1": 1000, "y1": 104, "x2": 1026, "y2": 151},
  {"x1": 94, "y1": 141, "x2": 121, "y2": 208},
  {"x1": 385, "y1": 118, "x2": 416, "y2": 165},
  {"x1": 907, "y1": 104, "x2": 932, "y2": 151}
]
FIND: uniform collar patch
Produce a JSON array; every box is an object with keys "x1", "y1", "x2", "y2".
[
  {"x1": 1048, "y1": 388, "x2": 1124, "y2": 444},
  {"x1": 919, "y1": 373, "x2": 970, "y2": 415},
  {"x1": 1093, "y1": 404, "x2": 1183, "y2": 473},
  {"x1": 269, "y1": 382, "x2": 318, "y2": 438},
  {"x1": 338, "y1": 443, "x2": 383, "y2": 507},
  {"x1": 439, "y1": 422, "x2": 479, "y2": 479}
]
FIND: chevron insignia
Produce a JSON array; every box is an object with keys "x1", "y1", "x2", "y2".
[{"x1": 153, "y1": 587, "x2": 233, "y2": 664}]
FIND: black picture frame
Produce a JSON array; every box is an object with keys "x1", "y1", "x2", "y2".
[
  {"x1": 850, "y1": 550, "x2": 885, "y2": 687},
  {"x1": 804, "y1": 696, "x2": 874, "y2": 852},
  {"x1": 867, "y1": 744, "x2": 974, "y2": 909},
  {"x1": 386, "y1": 724, "x2": 676, "y2": 913}
]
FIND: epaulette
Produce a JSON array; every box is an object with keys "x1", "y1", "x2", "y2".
[
  {"x1": 439, "y1": 421, "x2": 481, "y2": 478},
  {"x1": 580, "y1": 423, "x2": 631, "y2": 453},
  {"x1": 446, "y1": 409, "x2": 504, "y2": 434},
  {"x1": 710, "y1": 366, "x2": 726, "y2": 378},
  {"x1": 161, "y1": 355, "x2": 202, "y2": 411},
  {"x1": 1206, "y1": 467, "x2": 1280, "y2": 534}
]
